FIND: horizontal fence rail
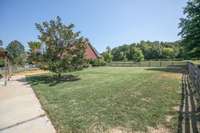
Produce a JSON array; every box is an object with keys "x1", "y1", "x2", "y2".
[
  {"x1": 0, "y1": 64, "x2": 37, "y2": 74},
  {"x1": 107, "y1": 61, "x2": 187, "y2": 67}
]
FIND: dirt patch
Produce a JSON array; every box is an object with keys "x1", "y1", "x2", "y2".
[
  {"x1": 147, "y1": 125, "x2": 171, "y2": 133},
  {"x1": 159, "y1": 73, "x2": 181, "y2": 80},
  {"x1": 13, "y1": 69, "x2": 48, "y2": 76}
]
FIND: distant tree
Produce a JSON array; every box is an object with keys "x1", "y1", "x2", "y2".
[
  {"x1": 179, "y1": 0, "x2": 200, "y2": 57},
  {"x1": 28, "y1": 41, "x2": 42, "y2": 64},
  {"x1": 162, "y1": 47, "x2": 175, "y2": 59},
  {"x1": 110, "y1": 40, "x2": 185, "y2": 61},
  {"x1": 28, "y1": 41, "x2": 41, "y2": 53},
  {"x1": 102, "y1": 46, "x2": 113, "y2": 63},
  {"x1": 131, "y1": 47, "x2": 144, "y2": 62},
  {"x1": 6, "y1": 40, "x2": 25, "y2": 65},
  {"x1": 111, "y1": 45, "x2": 129, "y2": 61},
  {"x1": 35, "y1": 16, "x2": 87, "y2": 77}
]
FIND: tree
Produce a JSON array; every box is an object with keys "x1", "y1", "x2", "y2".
[
  {"x1": 35, "y1": 16, "x2": 87, "y2": 77},
  {"x1": 131, "y1": 47, "x2": 144, "y2": 62},
  {"x1": 102, "y1": 46, "x2": 113, "y2": 63},
  {"x1": 28, "y1": 41, "x2": 42, "y2": 64},
  {"x1": 28, "y1": 41, "x2": 41, "y2": 53},
  {"x1": 6, "y1": 40, "x2": 25, "y2": 65},
  {"x1": 162, "y1": 47, "x2": 175, "y2": 59},
  {"x1": 179, "y1": 0, "x2": 200, "y2": 58}
]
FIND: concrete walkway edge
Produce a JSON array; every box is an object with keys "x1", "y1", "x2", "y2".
[{"x1": 0, "y1": 75, "x2": 56, "y2": 133}]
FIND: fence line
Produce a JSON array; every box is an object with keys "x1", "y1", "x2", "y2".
[
  {"x1": 107, "y1": 61, "x2": 187, "y2": 67},
  {"x1": 188, "y1": 62, "x2": 200, "y2": 100},
  {"x1": 0, "y1": 65, "x2": 37, "y2": 74}
]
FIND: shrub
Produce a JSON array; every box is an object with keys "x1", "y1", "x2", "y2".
[
  {"x1": 131, "y1": 48, "x2": 144, "y2": 62},
  {"x1": 89, "y1": 58, "x2": 106, "y2": 66}
]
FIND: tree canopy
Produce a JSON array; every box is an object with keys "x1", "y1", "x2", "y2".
[
  {"x1": 109, "y1": 41, "x2": 183, "y2": 61},
  {"x1": 6, "y1": 40, "x2": 25, "y2": 65},
  {"x1": 179, "y1": 0, "x2": 200, "y2": 58},
  {"x1": 35, "y1": 16, "x2": 87, "y2": 77}
]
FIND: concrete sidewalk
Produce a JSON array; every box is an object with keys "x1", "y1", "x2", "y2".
[{"x1": 0, "y1": 75, "x2": 56, "y2": 133}]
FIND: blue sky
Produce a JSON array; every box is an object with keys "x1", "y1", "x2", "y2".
[{"x1": 0, "y1": 0, "x2": 187, "y2": 52}]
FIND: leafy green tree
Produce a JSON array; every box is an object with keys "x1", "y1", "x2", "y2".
[
  {"x1": 131, "y1": 48, "x2": 144, "y2": 62},
  {"x1": 28, "y1": 41, "x2": 41, "y2": 53},
  {"x1": 6, "y1": 40, "x2": 25, "y2": 65},
  {"x1": 102, "y1": 46, "x2": 113, "y2": 63},
  {"x1": 35, "y1": 16, "x2": 87, "y2": 77},
  {"x1": 27, "y1": 41, "x2": 42, "y2": 64},
  {"x1": 179, "y1": 0, "x2": 200, "y2": 57},
  {"x1": 162, "y1": 47, "x2": 175, "y2": 59}
]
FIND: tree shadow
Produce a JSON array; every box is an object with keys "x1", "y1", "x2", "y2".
[
  {"x1": 145, "y1": 67, "x2": 186, "y2": 74},
  {"x1": 24, "y1": 74, "x2": 80, "y2": 86}
]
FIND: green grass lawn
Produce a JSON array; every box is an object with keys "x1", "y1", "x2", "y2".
[{"x1": 27, "y1": 67, "x2": 182, "y2": 133}]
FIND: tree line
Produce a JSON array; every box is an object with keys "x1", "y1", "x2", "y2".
[
  {"x1": 0, "y1": 0, "x2": 199, "y2": 74},
  {"x1": 102, "y1": 41, "x2": 185, "y2": 62},
  {"x1": 102, "y1": 0, "x2": 200, "y2": 63}
]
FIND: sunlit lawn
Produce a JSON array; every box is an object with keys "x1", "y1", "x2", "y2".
[{"x1": 27, "y1": 67, "x2": 181, "y2": 133}]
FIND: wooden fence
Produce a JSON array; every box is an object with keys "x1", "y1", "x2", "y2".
[
  {"x1": 0, "y1": 65, "x2": 37, "y2": 74},
  {"x1": 108, "y1": 61, "x2": 187, "y2": 67},
  {"x1": 188, "y1": 62, "x2": 200, "y2": 98}
]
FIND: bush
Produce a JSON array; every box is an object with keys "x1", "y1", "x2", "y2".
[
  {"x1": 131, "y1": 48, "x2": 144, "y2": 62},
  {"x1": 89, "y1": 58, "x2": 106, "y2": 66}
]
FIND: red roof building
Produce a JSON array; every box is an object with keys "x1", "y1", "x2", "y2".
[{"x1": 84, "y1": 43, "x2": 99, "y2": 60}]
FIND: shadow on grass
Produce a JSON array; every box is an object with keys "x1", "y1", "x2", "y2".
[
  {"x1": 145, "y1": 66, "x2": 186, "y2": 74},
  {"x1": 177, "y1": 73, "x2": 199, "y2": 133},
  {"x1": 25, "y1": 74, "x2": 80, "y2": 86}
]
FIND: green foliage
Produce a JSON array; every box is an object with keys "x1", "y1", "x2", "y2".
[
  {"x1": 102, "y1": 46, "x2": 113, "y2": 63},
  {"x1": 35, "y1": 16, "x2": 87, "y2": 77},
  {"x1": 6, "y1": 40, "x2": 25, "y2": 66},
  {"x1": 179, "y1": 0, "x2": 200, "y2": 58},
  {"x1": 110, "y1": 41, "x2": 183, "y2": 61},
  {"x1": 130, "y1": 47, "x2": 144, "y2": 62},
  {"x1": 162, "y1": 47, "x2": 175, "y2": 59},
  {"x1": 89, "y1": 58, "x2": 106, "y2": 66},
  {"x1": 28, "y1": 41, "x2": 42, "y2": 64},
  {"x1": 28, "y1": 41, "x2": 41, "y2": 53}
]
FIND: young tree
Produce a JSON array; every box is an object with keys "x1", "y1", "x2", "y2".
[
  {"x1": 35, "y1": 16, "x2": 87, "y2": 77},
  {"x1": 102, "y1": 46, "x2": 113, "y2": 63},
  {"x1": 179, "y1": 0, "x2": 200, "y2": 57},
  {"x1": 6, "y1": 40, "x2": 25, "y2": 65}
]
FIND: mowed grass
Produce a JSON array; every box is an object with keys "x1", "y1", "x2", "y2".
[{"x1": 27, "y1": 67, "x2": 182, "y2": 133}]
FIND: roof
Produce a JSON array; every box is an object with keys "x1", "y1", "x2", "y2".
[{"x1": 87, "y1": 42, "x2": 101, "y2": 58}]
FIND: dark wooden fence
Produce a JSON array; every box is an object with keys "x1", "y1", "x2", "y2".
[{"x1": 188, "y1": 62, "x2": 200, "y2": 104}]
